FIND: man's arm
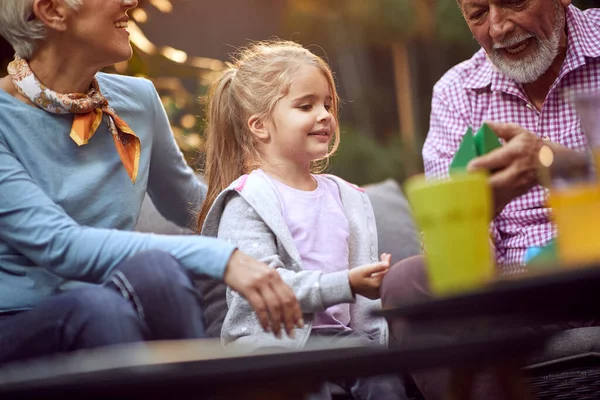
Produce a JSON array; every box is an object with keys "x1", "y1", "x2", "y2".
[{"x1": 422, "y1": 91, "x2": 470, "y2": 179}]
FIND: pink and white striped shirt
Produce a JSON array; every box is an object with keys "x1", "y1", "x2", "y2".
[{"x1": 423, "y1": 5, "x2": 600, "y2": 267}]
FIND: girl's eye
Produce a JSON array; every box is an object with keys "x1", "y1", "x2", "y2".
[
  {"x1": 324, "y1": 104, "x2": 332, "y2": 111},
  {"x1": 299, "y1": 105, "x2": 312, "y2": 111}
]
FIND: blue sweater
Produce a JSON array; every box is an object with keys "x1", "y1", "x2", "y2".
[{"x1": 0, "y1": 72, "x2": 235, "y2": 312}]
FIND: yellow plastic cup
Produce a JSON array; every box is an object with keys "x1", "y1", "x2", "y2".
[
  {"x1": 550, "y1": 182, "x2": 600, "y2": 266},
  {"x1": 404, "y1": 172, "x2": 495, "y2": 295}
]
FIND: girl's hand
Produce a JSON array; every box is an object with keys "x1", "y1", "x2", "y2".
[{"x1": 348, "y1": 253, "x2": 391, "y2": 300}]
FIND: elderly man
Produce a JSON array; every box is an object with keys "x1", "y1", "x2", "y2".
[
  {"x1": 0, "y1": 0, "x2": 302, "y2": 364},
  {"x1": 382, "y1": 0, "x2": 599, "y2": 398}
]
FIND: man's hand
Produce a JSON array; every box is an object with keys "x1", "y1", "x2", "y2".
[
  {"x1": 348, "y1": 253, "x2": 391, "y2": 300},
  {"x1": 467, "y1": 122, "x2": 590, "y2": 215},
  {"x1": 467, "y1": 122, "x2": 544, "y2": 215},
  {"x1": 223, "y1": 250, "x2": 303, "y2": 338}
]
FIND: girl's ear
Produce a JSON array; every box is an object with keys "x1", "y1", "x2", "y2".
[{"x1": 248, "y1": 115, "x2": 270, "y2": 141}]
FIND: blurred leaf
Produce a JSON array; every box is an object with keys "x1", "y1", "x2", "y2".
[
  {"x1": 329, "y1": 126, "x2": 408, "y2": 186},
  {"x1": 285, "y1": 0, "x2": 415, "y2": 45},
  {"x1": 435, "y1": 0, "x2": 475, "y2": 44}
]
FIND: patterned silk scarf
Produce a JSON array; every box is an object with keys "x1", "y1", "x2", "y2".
[{"x1": 8, "y1": 56, "x2": 141, "y2": 183}]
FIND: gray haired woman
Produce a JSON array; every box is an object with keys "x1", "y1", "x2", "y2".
[{"x1": 0, "y1": 0, "x2": 302, "y2": 363}]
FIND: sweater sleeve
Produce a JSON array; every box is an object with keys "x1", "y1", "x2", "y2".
[
  {"x1": 144, "y1": 79, "x2": 206, "y2": 231},
  {"x1": 217, "y1": 193, "x2": 355, "y2": 313},
  {"x1": 0, "y1": 138, "x2": 235, "y2": 282}
]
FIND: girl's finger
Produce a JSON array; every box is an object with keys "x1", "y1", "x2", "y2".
[{"x1": 369, "y1": 267, "x2": 390, "y2": 278}]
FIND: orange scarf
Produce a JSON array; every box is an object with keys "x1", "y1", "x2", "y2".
[{"x1": 8, "y1": 56, "x2": 141, "y2": 183}]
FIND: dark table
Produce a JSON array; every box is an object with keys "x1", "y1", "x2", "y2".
[
  {"x1": 376, "y1": 263, "x2": 600, "y2": 399},
  {"x1": 3, "y1": 265, "x2": 597, "y2": 400},
  {"x1": 377, "y1": 263, "x2": 600, "y2": 325},
  {"x1": 0, "y1": 332, "x2": 546, "y2": 399}
]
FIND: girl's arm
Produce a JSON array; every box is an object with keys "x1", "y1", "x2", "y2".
[
  {"x1": 218, "y1": 194, "x2": 355, "y2": 313},
  {"x1": 348, "y1": 193, "x2": 389, "y2": 345}
]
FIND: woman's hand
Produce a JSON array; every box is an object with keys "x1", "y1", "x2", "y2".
[
  {"x1": 224, "y1": 250, "x2": 304, "y2": 338},
  {"x1": 348, "y1": 253, "x2": 391, "y2": 300}
]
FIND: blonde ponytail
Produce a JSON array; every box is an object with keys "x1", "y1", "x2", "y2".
[{"x1": 198, "y1": 69, "x2": 249, "y2": 229}]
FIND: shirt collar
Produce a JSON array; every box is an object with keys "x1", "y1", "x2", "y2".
[
  {"x1": 463, "y1": 5, "x2": 600, "y2": 92},
  {"x1": 562, "y1": 5, "x2": 600, "y2": 72}
]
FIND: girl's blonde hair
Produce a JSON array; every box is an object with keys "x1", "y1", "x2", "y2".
[{"x1": 197, "y1": 40, "x2": 340, "y2": 230}]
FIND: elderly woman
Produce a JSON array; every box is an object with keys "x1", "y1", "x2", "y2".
[{"x1": 0, "y1": 0, "x2": 302, "y2": 363}]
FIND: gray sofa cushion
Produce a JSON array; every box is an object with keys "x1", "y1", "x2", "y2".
[
  {"x1": 134, "y1": 195, "x2": 193, "y2": 235},
  {"x1": 363, "y1": 179, "x2": 421, "y2": 264},
  {"x1": 135, "y1": 178, "x2": 421, "y2": 338}
]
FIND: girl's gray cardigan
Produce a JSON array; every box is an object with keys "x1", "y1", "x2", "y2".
[{"x1": 201, "y1": 170, "x2": 388, "y2": 351}]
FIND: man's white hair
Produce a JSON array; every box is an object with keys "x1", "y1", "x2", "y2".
[{"x1": 0, "y1": 0, "x2": 82, "y2": 59}]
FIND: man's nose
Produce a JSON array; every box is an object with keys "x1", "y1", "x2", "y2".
[{"x1": 488, "y1": 7, "x2": 515, "y2": 44}]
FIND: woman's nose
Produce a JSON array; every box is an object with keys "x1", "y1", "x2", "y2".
[{"x1": 122, "y1": 0, "x2": 138, "y2": 10}]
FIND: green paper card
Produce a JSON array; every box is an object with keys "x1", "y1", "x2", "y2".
[
  {"x1": 450, "y1": 123, "x2": 502, "y2": 175},
  {"x1": 449, "y1": 127, "x2": 477, "y2": 174},
  {"x1": 474, "y1": 123, "x2": 502, "y2": 156}
]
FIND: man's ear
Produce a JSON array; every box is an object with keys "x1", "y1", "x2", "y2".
[
  {"x1": 248, "y1": 115, "x2": 270, "y2": 141},
  {"x1": 33, "y1": 0, "x2": 71, "y2": 33}
]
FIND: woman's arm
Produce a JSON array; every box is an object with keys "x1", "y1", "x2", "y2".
[{"x1": 0, "y1": 138, "x2": 234, "y2": 282}]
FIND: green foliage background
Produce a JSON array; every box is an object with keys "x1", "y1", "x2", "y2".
[{"x1": 1, "y1": 0, "x2": 594, "y2": 186}]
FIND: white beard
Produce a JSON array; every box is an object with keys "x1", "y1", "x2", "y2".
[{"x1": 487, "y1": 5, "x2": 565, "y2": 84}]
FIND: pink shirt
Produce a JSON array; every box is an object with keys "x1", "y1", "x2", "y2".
[
  {"x1": 423, "y1": 6, "x2": 600, "y2": 267},
  {"x1": 263, "y1": 171, "x2": 352, "y2": 330}
]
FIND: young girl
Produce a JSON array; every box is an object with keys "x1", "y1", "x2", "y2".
[{"x1": 199, "y1": 40, "x2": 407, "y2": 400}]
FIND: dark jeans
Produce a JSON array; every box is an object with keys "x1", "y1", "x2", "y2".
[
  {"x1": 0, "y1": 250, "x2": 205, "y2": 364},
  {"x1": 306, "y1": 328, "x2": 408, "y2": 400},
  {"x1": 380, "y1": 255, "x2": 599, "y2": 400}
]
